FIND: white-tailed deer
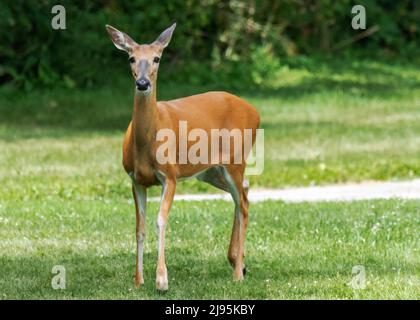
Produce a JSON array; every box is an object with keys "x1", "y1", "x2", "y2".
[{"x1": 106, "y1": 23, "x2": 260, "y2": 291}]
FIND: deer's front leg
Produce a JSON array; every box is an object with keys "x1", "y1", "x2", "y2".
[
  {"x1": 132, "y1": 183, "x2": 147, "y2": 287},
  {"x1": 156, "y1": 178, "x2": 176, "y2": 291}
]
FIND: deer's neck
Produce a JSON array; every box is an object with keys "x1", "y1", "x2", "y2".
[{"x1": 132, "y1": 88, "x2": 159, "y2": 155}]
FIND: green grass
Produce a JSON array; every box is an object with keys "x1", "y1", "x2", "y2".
[
  {"x1": 1, "y1": 57, "x2": 420, "y2": 197},
  {"x1": 0, "y1": 198, "x2": 418, "y2": 299},
  {"x1": 1, "y1": 56, "x2": 420, "y2": 299}
]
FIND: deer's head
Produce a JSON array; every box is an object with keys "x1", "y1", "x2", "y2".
[{"x1": 106, "y1": 23, "x2": 176, "y2": 96}]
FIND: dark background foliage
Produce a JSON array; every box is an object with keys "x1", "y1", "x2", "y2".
[{"x1": 1, "y1": 0, "x2": 419, "y2": 90}]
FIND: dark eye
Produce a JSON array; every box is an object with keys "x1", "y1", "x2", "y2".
[
  {"x1": 153, "y1": 56, "x2": 160, "y2": 63},
  {"x1": 129, "y1": 57, "x2": 135, "y2": 64}
]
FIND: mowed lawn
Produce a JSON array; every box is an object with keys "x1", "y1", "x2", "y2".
[
  {"x1": 0, "y1": 199, "x2": 419, "y2": 299},
  {"x1": 0, "y1": 60, "x2": 420, "y2": 200},
  {"x1": 0, "y1": 58, "x2": 420, "y2": 198},
  {"x1": 0, "y1": 57, "x2": 419, "y2": 299}
]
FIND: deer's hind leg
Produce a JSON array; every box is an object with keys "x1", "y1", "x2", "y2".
[
  {"x1": 222, "y1": 165, "x2": 249, "y2": 281},
  {"x1": 197, "y1": 166, "x2": 249, "y2": 280}
]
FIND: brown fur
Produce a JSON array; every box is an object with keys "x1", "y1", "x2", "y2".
[{"x1": 107, "y1": 24, "x2": 260, "y2": 290}]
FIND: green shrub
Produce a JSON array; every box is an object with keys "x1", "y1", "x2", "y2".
[{"x1": 0, "y1": 0, "x2": 418, "y2": 89}]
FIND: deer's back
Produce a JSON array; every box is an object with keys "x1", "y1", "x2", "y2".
[
  {"x1": 159, "y1": 91, "x2": 260, "y2": 132},
  {"x1": 123, "y1": 91, "x2": 260, "y2": 175}
]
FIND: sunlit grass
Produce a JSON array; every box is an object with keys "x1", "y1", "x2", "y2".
[
  {"x1": 0, "y1": 198, "x2": 418, "y2": 299},
  {"x1": 0, "y1": 57, "x2": 419, "y2": 299},
  {"x1": 1, "y1": 58, "x2": 420, "y2": 196}
]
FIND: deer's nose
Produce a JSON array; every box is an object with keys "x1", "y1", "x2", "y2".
[{"x1": 136, "y1": 78, "x2": 150, "y2": 91}]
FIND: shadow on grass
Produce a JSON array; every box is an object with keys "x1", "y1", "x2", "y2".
[
  {"x1": 1, "y1": 245, "x2": 417, "y2": 299},
  {"x1": 0, "y1": 57, "x2": 419, "y2": 140}
]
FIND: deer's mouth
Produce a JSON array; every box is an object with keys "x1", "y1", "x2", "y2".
[{"x1": 136, "y1": 85, "x2": 152, "y2": 96}]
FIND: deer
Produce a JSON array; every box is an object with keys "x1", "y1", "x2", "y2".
[{"x1": 105, "y1": 23, "x2": 260, "y2": 291}]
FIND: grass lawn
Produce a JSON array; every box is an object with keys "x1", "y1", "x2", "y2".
[
  {"x1": 1, "y1": 57, "x2": 420, "y2": 198},
  {"x1": 0, "y1": 56, "x2": 419, "y2": 299},
  {"x1": 0, "y1": 198, "x2": 418, "y2": 299}
]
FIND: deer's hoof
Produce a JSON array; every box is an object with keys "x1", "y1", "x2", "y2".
[
  {"x1": 233, "y1": 274, "x2": 244, "y2": 282},
  {"x1": 134, "y1": 274, "x2": 144, "y2": 288},
  {"x1": 233, "y1": 263, "x2": 246, "y2": 281},
  {"x1": 134, "y1": 278, "x2": 144, "y2": 288},
  {"x1": 233, "y1": 269, "x2": 245, "y2": 281},
  {"x1": 156, "y1": 274, "x2": 168, "y2": 291}
]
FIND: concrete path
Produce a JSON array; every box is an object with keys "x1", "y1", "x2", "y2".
[{"x1": 150, "y1": 179, "x2": 420, "y2": 203}]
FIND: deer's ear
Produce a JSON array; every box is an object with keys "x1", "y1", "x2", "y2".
[
  {"x1": 153, "y1": 23, "x2": 176, "y2": 49},
  {"x1": 106, "y1": 25, "x2": 136, "y2": 52}
]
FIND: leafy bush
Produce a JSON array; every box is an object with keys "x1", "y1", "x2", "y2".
[{"x1": 0, "y1": 0, "x2": 418, "y2": 89}]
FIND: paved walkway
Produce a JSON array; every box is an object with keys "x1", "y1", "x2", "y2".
[{"x1": 150, "y1": 179, "x2": 420, "y2": 203}]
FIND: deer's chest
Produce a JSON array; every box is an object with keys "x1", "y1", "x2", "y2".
[{"x1": 132, "y1": 161, "x2": 159, "y2": 186}]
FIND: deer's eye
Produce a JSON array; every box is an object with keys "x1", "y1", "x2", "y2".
[
  {"x1": 129, "y1": 57, "x2": 135, "y2": 64},
  {"x1": 153, "y1": 56, "x2": 160, "y2": 63}
]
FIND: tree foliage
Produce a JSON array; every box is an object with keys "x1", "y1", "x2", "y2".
[{"x1": 0, "y1": 0, "x2": 418, "y2": 89}]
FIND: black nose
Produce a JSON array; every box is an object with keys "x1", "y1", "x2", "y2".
[{"x1": 136, "y1": 78, "x2": 150, "y2": 91}]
